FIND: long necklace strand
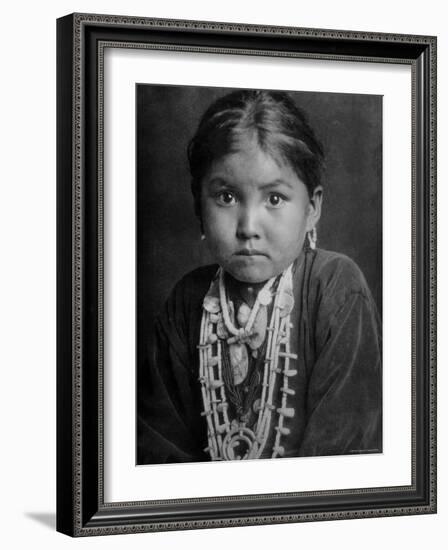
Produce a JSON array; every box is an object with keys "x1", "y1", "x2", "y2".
[{"x1": 198, "y1": 266, "x2": 298, "y2": 460}]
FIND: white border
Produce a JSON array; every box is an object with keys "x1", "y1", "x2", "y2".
[{"x1": 104, "y1": 48, "x2": 412, "y2": 502}]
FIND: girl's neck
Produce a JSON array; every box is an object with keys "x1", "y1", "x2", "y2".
[{"x1": 225, "y1": 273, "x2": 267, "y2": 308}]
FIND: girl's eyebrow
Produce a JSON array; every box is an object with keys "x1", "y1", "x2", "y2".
[
  {"x1": 259, "y1": 179, "x2": 295, "y2": 190},
  {"x1": 206, "y1": 177, "x2": 234, "y2": 189},
  {"x1": 207, "y1": 177, "x2": 295, "y2": 190}
]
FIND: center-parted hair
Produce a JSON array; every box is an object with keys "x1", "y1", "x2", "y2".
[{"x1": 187, "y1": 89, "x2": 324, "y2": 226}]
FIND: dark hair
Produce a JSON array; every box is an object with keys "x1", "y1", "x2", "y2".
[{"x1": 187, "y1": 89, "x2": 324, "y2": 226}]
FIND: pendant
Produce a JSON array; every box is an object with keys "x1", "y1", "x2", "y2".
[
  {"x1": 235, "y1": 303, "x2": 268, "y2": 350},
  {"x1": 247, "y1": 306, "x2": 267, "y2": 350},
  {"x1": 222, "y1": 425, "x2": 258, "y2": 460},
  {"x1": 278, "y1": 291, "x2": 294, "y2": 317},
  {"x1": 229, "y1": 343, "x2": 249, "y2": 385}
]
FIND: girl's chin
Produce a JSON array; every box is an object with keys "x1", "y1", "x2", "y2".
[{"x1": 224, "y1": 265, "x2": 275, "y2": 285}]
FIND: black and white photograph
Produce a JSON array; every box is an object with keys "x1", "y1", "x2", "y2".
[
  {"x1": 136, "y1": 85, "x2": 383, "y2": 465},
  {"x1": 53, "y1": 8, "x2": 437, "y2": 540}
]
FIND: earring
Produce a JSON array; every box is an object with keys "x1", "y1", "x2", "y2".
[
  {"x1": 307, "y1": 227, "x2": 317, "y2": 250},
  {"x1": 201, "y1": 234, "x2": 206, "y2": 241}
]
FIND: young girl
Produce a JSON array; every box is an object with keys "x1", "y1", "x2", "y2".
[{"x1": 138, "y1": 89, "x2": 382, "y2": 463}]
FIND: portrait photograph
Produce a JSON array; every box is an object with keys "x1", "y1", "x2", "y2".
[
  {"x1": 56, "y1": 12, "x2": 437, "y2": 536},
  {"x1": 54, "y1": 8, "x2": 438, "y2": 538},
  {"x1": 136, "y1": 84, "x2": 383, "y2": 465}
]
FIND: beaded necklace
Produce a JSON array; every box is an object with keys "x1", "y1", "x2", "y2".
[{"x1": 198, "y1": 265, "x2": 298, "y2": 461}]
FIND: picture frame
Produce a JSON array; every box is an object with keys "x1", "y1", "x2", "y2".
[{"x1": 56, "y1": 12, "x2": 437, "y2": 536}]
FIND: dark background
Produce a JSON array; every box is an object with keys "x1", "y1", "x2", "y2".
[{"x1": 137, "y1": 84, "x2": 382, "y2": 362}]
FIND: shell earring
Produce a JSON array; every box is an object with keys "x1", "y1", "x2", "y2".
[{"x1": 307, "y1": 227, "x2": 317, "y2": 250}]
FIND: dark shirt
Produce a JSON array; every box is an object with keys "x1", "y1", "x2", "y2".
[{"x1": 137, "y1": 248, "x2": 382, "y2": 464}]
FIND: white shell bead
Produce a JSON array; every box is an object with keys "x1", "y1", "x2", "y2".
[
  {"x1": 236, "y1": 303, "x2": 251, "y2": 327},
  {"x1": 203, "y1": 296, "x2": 221, "y2": 313},
  {"x1": 277, "y1": 407, "x2": 295, "y2": 418},
  {"x1": 273, "y1": 445, "x2": 285, "y2": 456},
  {"x1": 278, "y1": 292, "x2": 294, "y2": 317},
  {"x1": 258, "y1": 288, "x2": 272, "y2": 306}
]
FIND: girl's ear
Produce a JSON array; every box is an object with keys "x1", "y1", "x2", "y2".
[{"x1": 306, "y1": 186, "x2": 323, "y2": 232}]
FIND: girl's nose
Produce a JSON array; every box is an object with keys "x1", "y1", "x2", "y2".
[{"x1": 236, "y1": 206, "x2": 260, "y2": 240}]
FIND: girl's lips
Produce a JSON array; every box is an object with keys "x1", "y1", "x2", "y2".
[{"x1": 235, "y1": 249, "x2": 268, "y2": 257}]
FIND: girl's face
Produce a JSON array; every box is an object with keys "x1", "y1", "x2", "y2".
[{"x1": 201, "y1": 136, "x2": 322, "y2": 284}]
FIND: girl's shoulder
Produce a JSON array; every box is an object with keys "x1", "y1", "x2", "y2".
[
  {"x1": 157, "y1": 265, "x2": 219, "y2": 333},
  {"x1": 305, "y1": 248, "x2": 372, "y2": 299},
  {"x1": 303, "y1": 249, "x2": 381, "y2": 349},
  {"x1": 168, "y1": 264, "x2": 219, "y2": 307},
  {"x1": 175, "y1": 264, "x2": 218, "y2": 289}
]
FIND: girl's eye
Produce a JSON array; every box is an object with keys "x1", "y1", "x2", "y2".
[
  {"x1": 267, "y1": 193, "x2": 285, "y2": 207},
  {"x1": 216, "y1": 191, "x2": 236, "y2": 205}
]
